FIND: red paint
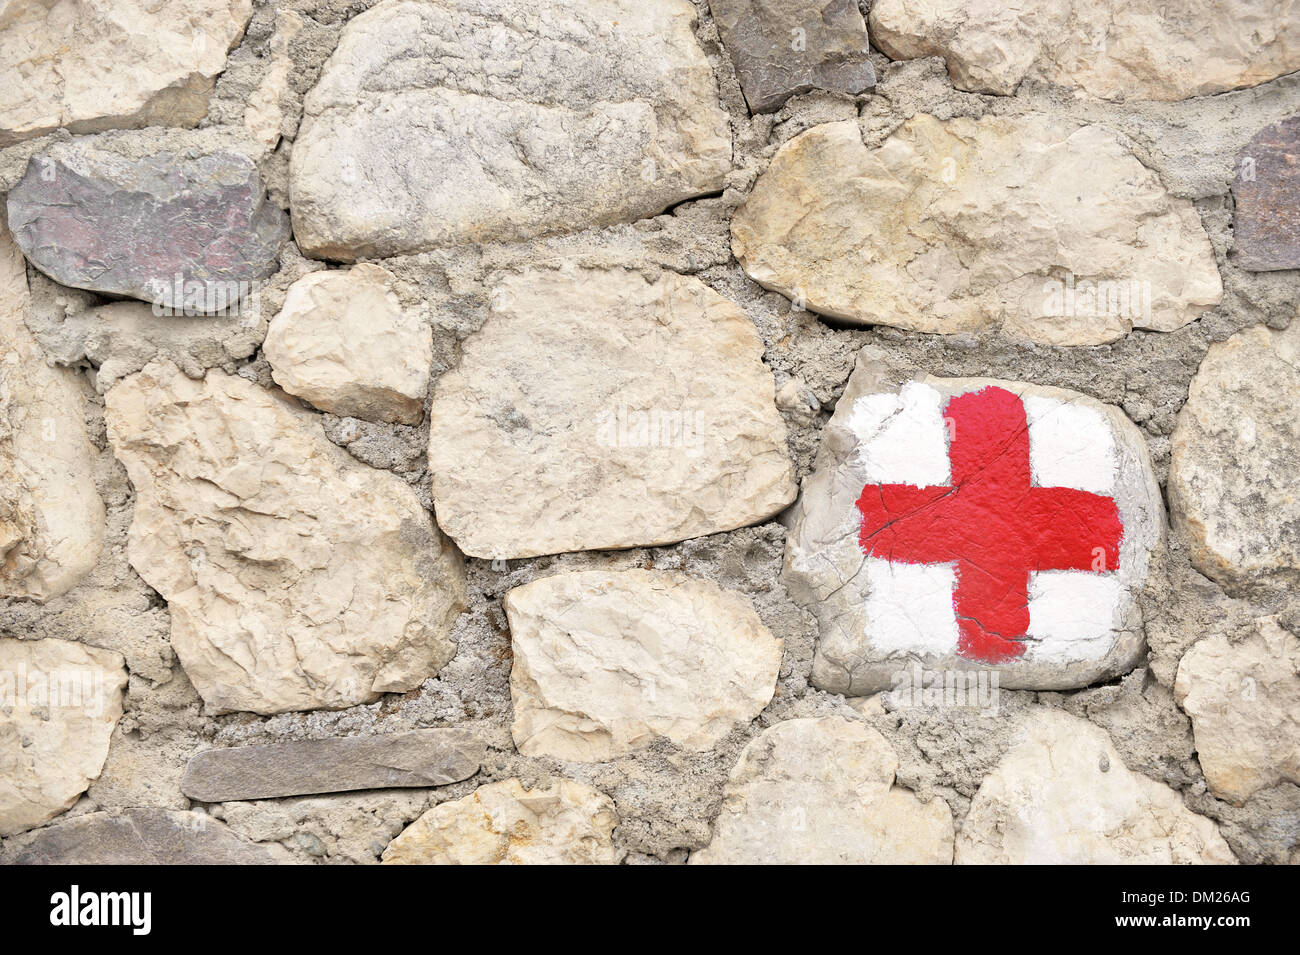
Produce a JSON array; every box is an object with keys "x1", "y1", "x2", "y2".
[{"x1": 856, "y1": 386, "x2": 1123, "y2": 663}]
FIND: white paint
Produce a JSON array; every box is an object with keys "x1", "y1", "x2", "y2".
[
  {"x1": 848, "y1": 382, "x2": 949, "y2": 484},
  {"x1": 853, "y1": 386, "x2": 1124, "y2": 664},
  {"x1": 1023, "y1": 395, "x2": 1117, "y2": 494},
  {"x1": 1024, "y1": 572, "x2": 1124, "y2": 663},
  {"x1": 863, "y1": 557, "x2": 959, "y2": 655}
]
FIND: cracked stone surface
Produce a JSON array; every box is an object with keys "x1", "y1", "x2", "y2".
[
  {"x1": 0, "y1": 637, "x2": 127, "y2": 837},
  {"x1": 1170, "y1": 321, "x2": 1300, "y2": 589},
  {"x1": 869, "y1": 0, "x2": 1300, "y2": 100},
  {"x1": 104, "y1": 361, "x2": 466, "y2": 715},
  {"x1": 690, "y1": 717, "x2": 954, "y2": 864},
  {"x1": 505, "y1": 570, "x2": 782, "y2": 761},
  {"x1": 181, "y1": 729, "x2": 486, "y2": 801},
  {"x1": 0, "y1": 221, "x2": 105, "y2": 602},
  {"x1": 2, "y1": 809, "x2": 287, "y2": 864},
  {"x1": 1232, "y1": 114, "x2": 1300, "y2": 271},
  {"x1": 428, "y1": 266, "x2": 796, "y2": 559},
  {"x1": 709, "y1": 0, "x2": 876, "y2": 113},
  {"x1": 289, "y1": 0, "x2": 731, "y2": 260},
  {"x1": 956, "y1": 708, "x2": 1237, "y2": 863},
  {"x1": 264, "y1": 264, "x2": 432, "y2": 425},
  {"x1": 382, "y1": 778, "x2": 622, "y2": 865},
  {"x1": 1175, "y1": 616, "x2": 1300, "y2": 806},
  {"x1": 6, "y1": 140, "x2": 289, "y2": 309},
  {"x1": 784, "y1": 346, "x2": 1164, "y2": 695},
  {"x1": 0, "y1": 0, "x2": 253, "y2": 146},
  {"x1": 731, "y1": 114, "x2": 1222, "y2": 343}
]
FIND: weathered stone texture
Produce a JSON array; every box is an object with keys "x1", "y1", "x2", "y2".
[
  {"x1": 0, "y1": 222, "x2": 105, "y2": 602},
  {"x1": 428, "y1": 267, "x2": 795, "y2": 559},
  {"x1": 690, "y1": 717, "x2": 954, "y2": 864},
  {"x1": 290, "y1": 0, "x2": 731, "y2": 260},
  {"x1": 505, "y1": 570, "x2": 782, "y2": 761},
  {"x1": 0, "y1": 0, "x2": 253, "y2": 145},
  {"x1": 6, "y1": 141, "x2": 288, "y2": 309},
  {"x1": 1170, "y1": 322, "x2": 1300, "y2": 588},
  {"x1": 869, "y1": 0, "x2": 1300, "y2": 101},
  {"x1": 732, "y1": 115, "x2": 1222, "y2": 343},
  {"x1": 709, "y1": 0, "x2": 875, "y2": 113},
  {"x1": 0, "y1": 637, "x2": 127, "y2": 837},
  {"x1": 264, "y1": 265, "x2": 432, "y2": 425},
  {"x1": 105, "y1": 362, "x2": 466, "y2": 715},
  {"x1": 181, "y1": 730, "x2": 485, "y2": 802},
  {"x1": 382, "y1": 778, "x2": 622, "y2": 865}
]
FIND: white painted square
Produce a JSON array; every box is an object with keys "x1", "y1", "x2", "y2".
[
  {"x1": 1024, "y1": 572, "x2": 1124, "y2": 663},
  {"x1": 849, "y1": 382, "x2": 950, "y2": 485},
  {"x1": 1023, "y1": 395, "x2": 1117, "y2": 494},
  {"x1": 863, "y1": 557, "x2": 959, "y2": 656}
]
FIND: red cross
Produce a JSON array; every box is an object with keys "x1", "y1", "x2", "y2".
[{"x1": 855, "y1": 386, "x2": 1124, "y2": 663}]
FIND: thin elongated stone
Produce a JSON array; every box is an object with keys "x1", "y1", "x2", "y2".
[{"x1": 181, "y1": 730, "x2": 485, "y2": 802}]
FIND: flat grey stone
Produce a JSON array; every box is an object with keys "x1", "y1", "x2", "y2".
[
  {"x1": 181, "y1": 729, "x2": 485, "y2": 802},
  {"x1": 710, "y1": 0, "x2": 875, "y2": 113},
  {"x1": 6, "y1": 141, "x2": 288, "y2": 310},
  {"x1": 6, "y1": 810, "x2": 283, "y2": 865},
  {"x1": 1233, "y1": 114, "x2": 1300, "y2": 271}
]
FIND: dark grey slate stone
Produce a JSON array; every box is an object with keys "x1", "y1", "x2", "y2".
[
  {"x1": 181, "y1": 729, "x2": 485, "y2": 803},
  {"x1": 5, "y1": 142, "x2": 288, "y2": 311},
  {"x1": 710, "y1": 0, "x2": 876, "y2": 113},
  {"x1": 7, "y1": 810, "x2": 281, "y2": 865},
  {"x1": 1233, "y1": 114, "x2": 1300, "y2": 271}
]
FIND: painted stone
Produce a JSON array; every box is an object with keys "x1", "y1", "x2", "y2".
[
  {"x1": 1232, "y1": 114, "x2": 1300, "y2": 271},
  {"x1": 6, "y1": 141, "x2": 288, "y2": 310},
  {"x1": 784, "y1": 347, "x2": 1164, "y2": 695},
  {"x1": 709, "y1": 0, "x2": 876, "y2": 113}
]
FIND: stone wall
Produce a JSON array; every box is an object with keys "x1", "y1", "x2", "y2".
[{"x1": 0, "y1": 0, "x2": 1296, "y2": 864}]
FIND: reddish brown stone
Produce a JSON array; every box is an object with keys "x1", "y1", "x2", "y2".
[
  {"x1": 1233, "y1": 114, "x2": 1300, "y2": 272},
  {"x1": 6, "y1": 142, "x2": 288, "y2": 310}
]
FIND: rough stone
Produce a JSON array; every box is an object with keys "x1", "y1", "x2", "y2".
[
  {"x1": 382, "y1": 778, "x2": 621, "y2": 865},
  {"x1": 289, "y1": 0, "x2": 731, "y2": 261},
  {"x1": 21, "y1": 300, "x2": 260, "y2": 395},
  {"x1": 505, "y1": 570, "x2": 782, "y2": 761},
  {"x1": 785, "y1": 347, "x2": 1165, "y2": 695},
  {"x1": 0, "y1": 221, "x2": 104, "y2": 602},
  {"x1": 6, "y1": 141, "x2": 289, "y2": 309},
  {"x1": 0, "y1": 0, "x2": 253, "y2": 146},
  {"x1": 264, "y1": 265, "x2": 432, "y2": 425},
  {"x1": 731, "y1": 115, "x2": 1222, "y2": 343},
  {"x1": 869, "y1": 0, "x2": 1300, "y2": 101},
  {"x1": 1175, "y1": 617, "x2": 1300, "y2": 805},
  {"x1": 690, "y1": 717, "x2": 954, "y2": 864},
  {"x1": 242, "y1": 9, "x2": 303, "y2": 151},
  {"x1": 3, "y1": 809, "x2": 286, "y2": 864},
  {"x1": 0, "y1": 637, "x2": 127, "y2": 837},
  {"x1": 104, "y1": 361, "x2": 467, "y2": 715},
  {"x1": 956, "y1": 708, "x2": 1236, "y2": 863},
  {"x1": 1170, "y1": 322, "x2": 1300, "y2": 588},
  {"x1": 428, "y1": 266, "x2": 795, "y2": 559},
  {"x1": 709, "y1": 0, "x2": 876, "y2": 113},
  {"x1": 1232, "y1": 114, "x2": 1300, "y2": 271},
  {"x1": 181, "y1": 729, "x2": 485, "y2": 802}
]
